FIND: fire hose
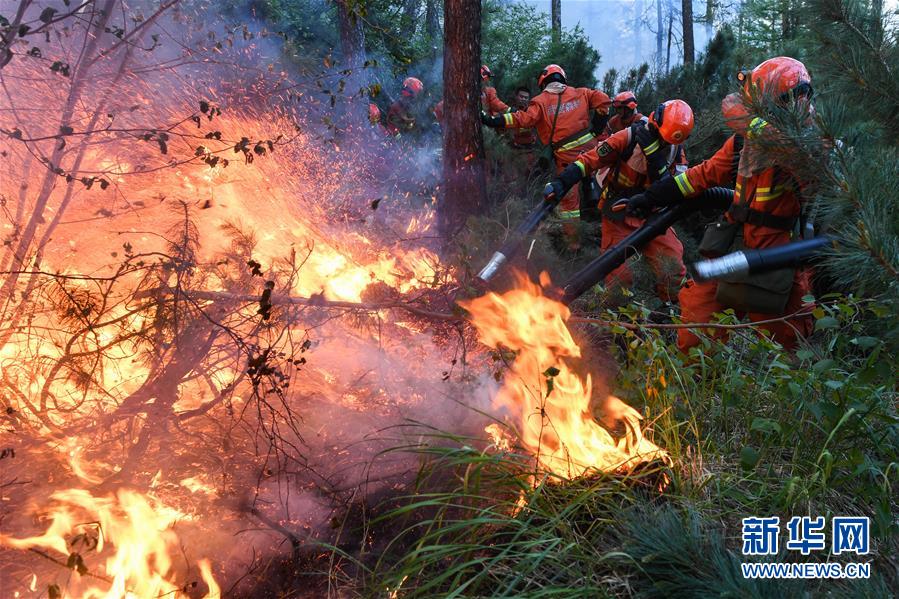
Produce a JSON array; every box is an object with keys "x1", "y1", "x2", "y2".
[
  {"x1": 558, "y1": 187, "x2": 735, "y2": 304},
  {"x1": 690, "y1": 235, "x2": 833, "y2": 281},
  {"x1": 476, "y1": 198, "x2": 557, "y2": 283}
]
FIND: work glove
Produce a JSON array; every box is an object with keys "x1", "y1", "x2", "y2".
[
  {"x1": 591, "y1": 112, "x2": 610, "y2": 137},
  {"x1": 480, "y1": 111, "x2": 505, "y2": 128},
  {"x1": 612, "y1": 174, "x2": 681, "y2": 218},
  {"x1": 543, "y1": 162, "x2": 584, "y2": 204}
]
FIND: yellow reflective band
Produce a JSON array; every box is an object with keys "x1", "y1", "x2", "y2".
[
  {"x1": 503, "y1": 113, "x2": 515, "y2": 126},
  {"x1": 574, "y1": 160, "x2": 586, "y2": 176},
  {"x1": 558, "y1": 209, "x2": 580, "y2": 219},
  {"x1": 617, "y1": 173, "x2": 634, "y2": 187},
  {"x1": 643, "y1": 139, "x2": 661, "y2": 155},
  {"x1": 674, "y1": 172, "x2": 694, "y2": 196},
  {"x1": 748, "y1": 117, "x2": 768, "y2": 138},
  {"x1": 558, "y1": 132, "x2": 595, "y2": 152}
]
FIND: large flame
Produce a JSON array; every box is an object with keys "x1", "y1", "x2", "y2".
[
  {"x1": 0, "y1": 489, "x2": 218, "y2": 598},
  {"x1": 462, "y1": 273, "x2": 668, "y2": 478}
]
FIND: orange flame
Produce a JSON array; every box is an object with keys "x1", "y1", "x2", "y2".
[
  {"x1": 0, "y1": 489, "x2": 218, "y2": 598},
  {"x1": 461, "y1": 272, "x2": 668, "y2": 478}
]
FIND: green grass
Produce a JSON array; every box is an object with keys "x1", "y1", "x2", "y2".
[{"x1": 329, "y1": 293, "x2": 897, "y2": 598}]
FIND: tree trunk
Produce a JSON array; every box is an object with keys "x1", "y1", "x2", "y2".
[
  {"x1": 335, "y1": 0, "x2": 368, "y2": 127},
  {"x1": 634, "y1": 0, "x2": 644, "y2": 65},
  {"x1": 665, "y1": 0, "x2": 673, "y2": 73},
  {"x1": 704, "y1": 0, "x2": 714, "y2": 42},
  {"x1": 426, "y1": 0, "x2": 441, "y2": 40},
  {"x1": 551, "y1": 0, "x2": 562, "y2": 43},
  {"x1": 656, "y1": 0, "x2": 664, "y2": 66},
  {"x1": 439, "y1": 0, "x2": 487, "y2": 239},
  {"x1": 682, "y1": 0, "x2": 694, "y2": 64},
  {"x1": 402, "y1": 0, "x2": 419, "y2": 36}
]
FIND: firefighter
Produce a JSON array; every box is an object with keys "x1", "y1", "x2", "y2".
[
  {"x1": 386, "y1": 77, "x2": 425, "y2": 137},
  {"x1": 509, "y1": 86, "x2": 538, "y2": 149},
  {"x1": 618, "y1": 57, "x2": 817, "y2": 351},
  {"x1": 480, "y1": 65, "x2": 510, "y2": 116},
  {"x1": 481, "y1": 64, "x2": 611, "y2": 251},
  {"x1": 545, "y1": 100, "x2": 694, "y2": 298},
  {"x1": 605, "y1": 91, "x2": 643, "y2": 136}
]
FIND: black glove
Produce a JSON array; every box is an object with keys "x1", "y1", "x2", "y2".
[
  {"x1": 543, "y1": 162, "x2": 584, "y2": 204},
  {"x1": 611, "y1": 174, "x2": 682, "y2": 218},
  {"x1": 591, "y1": 112, "x2": 610, "y2": 136},
  {"x1": 481, "y1": 111, "x2": 505, "y2": 128}
]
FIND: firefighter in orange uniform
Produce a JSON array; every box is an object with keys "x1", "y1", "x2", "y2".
[
  {"x1": 482, "y1": 64, "x2": 611, "y2": 251},
  {"x1": 618, "y1": 57, "x2": 817, "y2": 351},
  {"x1": 605, "y1": 91, "x2": 644, "y2": 136},
  {"x1": 545, "y1": 100, "x2": 693, "y2": 298},
  {"x1": 386, "y1": 77, "x2": 425, "y2": 137}
]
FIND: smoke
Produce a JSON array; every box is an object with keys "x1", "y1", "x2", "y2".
[{"x1": 0, "y1": 1, "x2": 499, "y2": 596}]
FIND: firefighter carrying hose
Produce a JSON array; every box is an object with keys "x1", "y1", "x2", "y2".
[
  {"x1": 545, "y1": 99, "x2": 694, "y2": 299},
  {"x1": 481, "y1": 64, "x2": 611, "y2": 251},
  {"x1": 617, "y1": 57, "x2": 817, "y2": 351}
]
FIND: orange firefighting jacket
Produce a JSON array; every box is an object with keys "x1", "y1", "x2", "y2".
[
  {"x1": 671, "y1": 131, "x2": 803, "y2": 249},
  {"x1": 502, "y1": 82, "x2": 611, "y2": 159},
  {"x1": 481, "y1": 86, "x2": 509, "y2": 115}
]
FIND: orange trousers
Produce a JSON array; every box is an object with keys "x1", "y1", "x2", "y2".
[
  {"x1": 677, "y1": 269, "x2": 814, "y2": 352},
  {"x1": 601, "y1": 215, "x2": 686, "y2": 299},
  {"x1": 556, "y1": 140, "x2": 599, "y2": 250}
]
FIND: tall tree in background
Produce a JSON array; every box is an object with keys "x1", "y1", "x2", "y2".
[
  {"x1": 335, "y1": 0, "x2": 367, "y2": 126},
  {"x1": 439, "y1": 0, "x2": 487, "y2": 238},
  {"x1": 656, "y1": 0, "x2": 664, "y2": 66},
  {"x1": 704, "y1": 0, "x2": 715, "y2": 41},
  {"x1": 683, "y1": 0, "x2": 695, "y2": 64},
  {"x1": 634, "y1": 0, "x2": 645, "y2": 65},
  {"x1": 426, "y1": 0, "x2": 441, "y2": 42},
  {"x1": 552, "y1": 0, "x2": 562, "y2": 43}
]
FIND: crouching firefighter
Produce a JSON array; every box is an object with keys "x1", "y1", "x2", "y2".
[
  {"x1": 481, "y1": 64, "x2": 611, "y2": 251},
  {"x1": 617, "y1": 57, "x2": 817, "y2": 352},
  {"x1": 545, "y1": 99, "x2": 694, "y2": 299}
]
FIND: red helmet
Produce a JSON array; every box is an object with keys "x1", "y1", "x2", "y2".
[
  {"x1": 720, "y1": 93, "x2": 750, "y2": 133},
  {"x1": 537, "y1": 64, "x2": 566, "y2": 88},
  {"x1": 402, "y1": 77, "x2": 424, "y2": 98},
  {"x1": 368, "y1": 103, "x2": 381, "y2": 125},
  {"x1": 613, "y1": 91, "x2": 637, "y2": 110},
  {"x1": 740, "y1": 56, "x2": 812, "y2": 103},
  {"x1": 649, "y1": 99, "x2": 694, "y2": 144},
  {"x1": 480, "y1": 65, "x2": 492, "y2": 80}
]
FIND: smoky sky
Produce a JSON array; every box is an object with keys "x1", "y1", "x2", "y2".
[{"x1": 523, "y1": 0, "x2": 715, "y2": 78}]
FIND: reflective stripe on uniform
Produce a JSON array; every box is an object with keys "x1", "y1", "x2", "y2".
[
  {"x1": 574, "y1": 160, "x2": 586, "y2": 176},
  {"x1": 643, "y1": 139, "x2": 661, "y2": 155},
  {"x1": 557, "y1": 132, "x2": 595, "y2": 152},
  {"x1": 747, "y1": 117, "x2": 768, "y2": 138},
  {"x1": 558, "y1": 209, "x2": 580, "y2": 219},
  {"x1": 503, "y1": 113, "x2": 515, "y2": 126},
  {"x1": 754, "y1": 185, "x2": 786, "y2": 202},
  {"x1": 674, "y1": 172, "x2": 695, "y2": 196}
]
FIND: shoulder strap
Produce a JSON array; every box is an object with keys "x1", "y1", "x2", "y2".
[{"x1": 547, "y1": 93, "x2": 563, "y2": 145}]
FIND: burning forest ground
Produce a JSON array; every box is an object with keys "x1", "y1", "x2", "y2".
[{"x1": 1, "y1": 0, "x2": 897, "y2": 598}]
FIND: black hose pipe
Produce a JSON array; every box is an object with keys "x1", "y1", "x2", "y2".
[
  {"x1": 476, "y1": 199, "x2": 557, "y2": 283},
  {"x1": 560, "y1": 187, "x2": 735, "y2": 304},
  {"x1": 691, "y1": 235, "x2": 833, "y2": 281}
]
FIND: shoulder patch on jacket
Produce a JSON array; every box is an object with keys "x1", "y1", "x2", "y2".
[{"x1": 598, "y1": 142, "x2": 612, "y2": 156}]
